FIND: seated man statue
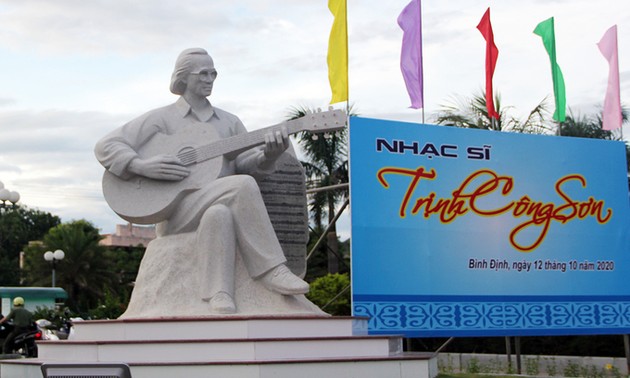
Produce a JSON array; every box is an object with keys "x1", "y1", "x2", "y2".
[{"x1": 94, "y1": 47, "x2": 309, "y2": 314}]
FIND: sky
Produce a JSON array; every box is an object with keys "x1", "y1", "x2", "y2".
[{"x1": 0, "y1": 0, "x2": 627, "y2": 239}]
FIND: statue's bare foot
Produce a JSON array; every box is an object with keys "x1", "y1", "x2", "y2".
[
  {"x1": 209, "y1": 292, "x2": 236, "y2": 314},
  {"x1": 259, "y1": 265, "x2": 309, "y2": 295}
]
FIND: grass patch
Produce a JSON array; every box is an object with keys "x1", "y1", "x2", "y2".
[{"x1": 438, "y1": 375, "x2": 516, "y2": 378}]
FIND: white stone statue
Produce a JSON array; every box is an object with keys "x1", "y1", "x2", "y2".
[{"x1": 94, "y1": 48, "x2": 324, "y2": 316}]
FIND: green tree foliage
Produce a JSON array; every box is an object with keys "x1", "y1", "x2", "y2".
[
  {"x1": 306, "y1": 272, "x2": 351, "y2": 316},
  {"x1": 0, "y1": 205, "x2": 60, "y2": 285},
  {"x1": 436, "y1": 91, "x2": 630, "y2": 171},
  {"x1": 436, "y1": 91, "x2": 551, "y2": 134},
  {"x1": 287, "y1": 106, "x2": 350, "y2": 274},
  {"x1": 558, "y1": 109, "x2": 629, "y2": 170},
  {"x1": 559, "y1": 112, "x2": 619, "y2": 139},
  {"x1": 106, "y1": 246, "x2": 145, "y2": 305},
  {"x1": 559, "y1": 107, "x2": 628, "y2": 138},
  {"x1": 22, "y1": 220, "x2": 117, "y2": 313},
  {"x1": 87, "y1": 289, "x2": 128, "y2": 320},
  {"x1": 304, "y1": 233, "x2": 349, "y2": 282}
]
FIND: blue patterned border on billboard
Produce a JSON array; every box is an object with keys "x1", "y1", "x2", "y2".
[{"x1": 353, "y1": 295, "x2": 630, "y2": 336}]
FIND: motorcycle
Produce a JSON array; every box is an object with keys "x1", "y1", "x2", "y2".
[
  {"x1": 0, "y1": 320, "x2": 10, "y2": 346},
  {"x1": 0, "y1": 321, "x2": 41, "y2": 357},
  {"x1": 56, "y1": 318, "x2": 75, "y2": 340},
  {"x1": 36, "y1": 319, "x2": 60, "y2": 341}
]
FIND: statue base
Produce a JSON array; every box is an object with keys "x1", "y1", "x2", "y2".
[
  {"x1": 0, "y1": 316, "x2": 438, "y2": 378},
  {"x1": 122, "y1": 232, "x2": 324, "y2": 318}
]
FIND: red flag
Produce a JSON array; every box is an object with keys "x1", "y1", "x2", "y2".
[{"x1": 477, "y1": 8, "x2": 499, "y2": 120}]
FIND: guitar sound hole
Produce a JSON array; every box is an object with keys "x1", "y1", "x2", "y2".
[{"x1": 177, "y1": 146, "x2": 198, "y2": 165}]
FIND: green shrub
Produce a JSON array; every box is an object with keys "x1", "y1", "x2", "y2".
[
  {"x1": 525, "y1": 356, "x2": 540, "y2": 376},
  {"x1": 466, "y1": 357, "x2": 481, "y2": 374},
  {"x1": 306, "y1": 273, "x2": 351, "y2": 316},
  {"x1": 545, "y1": 356, "x2": 558, "y2": 376},
  {"x1": 564, "y1": 360, "x2": 582, "y2": 377}
]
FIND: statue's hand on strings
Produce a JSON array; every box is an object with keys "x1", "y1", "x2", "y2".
[
  {"x1": 128, "y1": 154, "x2": 190, "y2": 181},
  {"x1": 259, "y1": 127, "x2": 289, "y2": 169}
]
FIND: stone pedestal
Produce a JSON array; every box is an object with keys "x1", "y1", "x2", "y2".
[
  {"x1": 0, "y1": 316, "x2": 438, "y2": 378},
  {"x1": 121, "y1": 233, "x2": 323, "y2": 318}
]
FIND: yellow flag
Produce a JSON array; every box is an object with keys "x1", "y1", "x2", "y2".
[{"x1": 327, "y1": 0, "x2": 348, "y2": 104}]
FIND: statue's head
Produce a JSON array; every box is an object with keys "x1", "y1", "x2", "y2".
[{"x1": 170, "y1": 48, "x2": 214, "y2": 95}]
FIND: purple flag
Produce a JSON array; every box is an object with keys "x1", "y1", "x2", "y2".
[
  {"x1": 398, "y1": 0, "x2": 423, "y2": 109},
  {"x1": 598, "y1": 25, "x2": 622, "y2": 131}
]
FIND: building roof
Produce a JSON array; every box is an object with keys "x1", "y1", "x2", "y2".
[
  {"x1": 0, "y1": 286, "x2": 68, "y2": 299},
  {"x1": 100, "y1": 223, "x2": 156, "y2": 248}
]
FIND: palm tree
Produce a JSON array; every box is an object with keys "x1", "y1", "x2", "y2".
[
  {"x1": 559, "y1": 108, "x2": 628, "y2": 140},
  {"x1": 435, "y1": 90, "x2": 551, "y2": 134},
  {"x1": 559, "y1": 108, "x2": 630, "y2": 171},
  {"x1": 287, "y1": 106, "x2": 349, "y2": 274},
  {"x1": 23, "y1": 220, "x2": 117, "y2": 312}
]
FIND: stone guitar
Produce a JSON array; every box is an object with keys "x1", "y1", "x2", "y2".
[{"x1": 101, "y1": 108, "x2": 346, "y2": 224}]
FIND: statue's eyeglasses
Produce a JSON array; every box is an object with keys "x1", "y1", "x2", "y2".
[{"x1": 190, "y1": 69, "x2": 217, "y2": 80}]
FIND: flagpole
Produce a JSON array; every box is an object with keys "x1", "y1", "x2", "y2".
[
  {"x1": 345, "y1": 0, "x2": 350, "y2": 117},
  {"x1": 419, "y1": 0, "x2": 424, "y2": 124}
]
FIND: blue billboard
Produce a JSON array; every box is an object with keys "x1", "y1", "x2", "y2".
[{"x1": 350, "y1": 116, "x2": 630, "y2": 337}]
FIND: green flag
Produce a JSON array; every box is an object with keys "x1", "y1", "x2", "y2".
[{"x1": 534, "y1": 17, "x2": 566, "y2": 122}]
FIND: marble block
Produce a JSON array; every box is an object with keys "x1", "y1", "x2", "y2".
[{"x1": 121, "y1": 232, "x2": 326, "y2": 318}]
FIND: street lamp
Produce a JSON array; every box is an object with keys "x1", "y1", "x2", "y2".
[
  {"x1": 0, "y1": 181, "x2": 20, "y2": 209},
  {"x1": 44, "y1": 249, "x2": 65, "y2": 287}
]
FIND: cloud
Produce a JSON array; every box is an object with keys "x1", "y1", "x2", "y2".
[
  {"x1": 0, "y1": 109, "x2": 126, "y2": 154},
  {"x1": 0, "y1": 1, "x2": 234, "y2": 54},
  {"x1": 0, "y1": 108, "x2": 127, "y2": 231},
  {"x1": 621, "y1": 71, "x2": 630, "y2": 94},
  {"x1": 0, "y1": 161, "x2": 21, "y2": 175},
  {"x1": 0, "y1": 1, "x2": 334, "y2": 57},
  {"x1": 0, "y1": 96, "x2": 16, "y2": 107}
]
